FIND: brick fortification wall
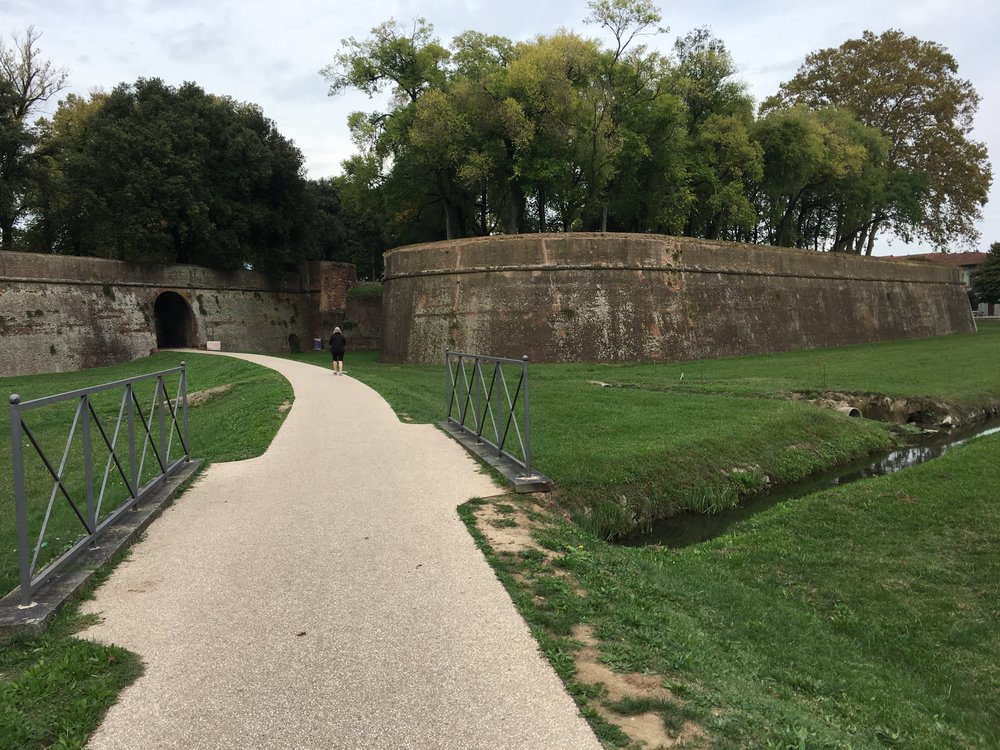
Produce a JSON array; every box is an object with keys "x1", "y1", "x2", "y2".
[
  {"x1": 0, "y1": 251, "x2": 360, "y2": 376},
  {"x1": 382, "y1": 233, "x2": 976, "y2": 364}
]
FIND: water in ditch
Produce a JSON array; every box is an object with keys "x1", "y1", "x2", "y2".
[{"x1": 620, "y1": 416, "x2": 1000, "y2": 549}]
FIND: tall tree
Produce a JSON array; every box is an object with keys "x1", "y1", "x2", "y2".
[
  {"x1": 764, "y1": 30, "x2": 992, "y2": 252},
  {"x1": 671, "y1": 28, "x2": 759, "y2": 240},
  {"x1": 970, "y1": 243, "x2": 1000, "y2": 304},
  {"x1": 322, "y1": 19, "x2": 463, "y2": 238},
  {"x1": 583, "y1": 0, "x2": 667, "y2": 231},
  {"x1": 752, "y1": 105, "x2": 891, "y2": 250},
  {"x1": 35, "y1": 79, "x2": 313, "y2": 273},
  {"x1": 0, "y1": 27, "x2": 67, "y2": 249}
]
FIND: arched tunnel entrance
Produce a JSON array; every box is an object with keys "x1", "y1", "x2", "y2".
[{"x1": 154, "y1": 292, "x2": 195, "y2": 349}]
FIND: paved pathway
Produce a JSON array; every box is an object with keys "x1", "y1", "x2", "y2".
[{"x1": 81, "y1": 353, "x2": 600, "y2": 750}]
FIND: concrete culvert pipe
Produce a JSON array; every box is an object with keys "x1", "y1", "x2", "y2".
[{"x1": 836, "y1": 405, "x2": 862, "y2": 418}]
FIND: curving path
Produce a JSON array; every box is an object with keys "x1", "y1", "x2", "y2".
[{"x1": 81, "y1": 353, "x2": 600, "y2": 750}]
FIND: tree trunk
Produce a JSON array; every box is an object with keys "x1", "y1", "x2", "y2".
[
  {"x1": 0, "y1": 219, "x2": 12, "y2": 250},
  {"x1": 601, "y1": 200, "x2": 608, "y2": 232},
  {"x1": 865, "y1": 219, "x2": 880, "y2": 256},
  {"x1": 435, "y1": 171, "x2": 456, "y2": 240},
  {"x1": 508, "y1": 182, "x2": 523, "y2": 234},
  {"x1": 480, "y1": 186, "x2": 488, "y2": 236},
  {"x1": 537, "y1": 186, "x2": 546, "y2": 232}
]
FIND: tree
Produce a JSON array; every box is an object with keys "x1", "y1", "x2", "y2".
[
  {"x1": 321, "y1": 18, "x2": 449, "y2": 105},
  {"x1": 971, "y1": 243, "x2": 1000, "y2": 304},
  {"x1": 670, "y1": 28, "x2": 759, "y2": 240},
  {"x1": 34, "y1": 79, "x2": 313, "y2": 273},
  {"x1": 21, "y1": 92, "x2": 106, "y2": 253},
  {"x1": 0, "y1": 27, "x2": 67, "y2": 249},
  {"x1": 752, "y1": 105, "x2": 892, "y2": 250},
  {"x1": 764, "y1": 30, "x2": 992, "y2": 252},
  {"x1": 583, "y1": 0, "x2": 668, "y2": 231}
]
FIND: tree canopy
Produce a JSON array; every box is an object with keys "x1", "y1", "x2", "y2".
[
  {"x1": 324, "y1": 11, "x2": 992, "y2": 254},
  {"x1": 764, "y1": 29, "x2": 992, "y2": 252},
  {"x1": 0, "y1": 27, "x2": 67, "y2": 249},
  {"x1": 971, "y1": 242, "x2": 1000, "y2": 304},
  {"x1": 21, "y1": 78, "x2": 358, "y2": 275},
  {"x1": 1, "y1": 14, "x2": 993, "y2": 273}
]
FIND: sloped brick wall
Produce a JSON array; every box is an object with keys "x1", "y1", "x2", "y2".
[
  {"x1": 381, "y1": 233, "x2": 975, "y2": 364},
  {"x1": 0, "y1": 252, "x2": 360, "y2": 376}
]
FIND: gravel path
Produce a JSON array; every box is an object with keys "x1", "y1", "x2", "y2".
[{"x1": 81, "y1": 353, "x2": 600, "y2": 750}]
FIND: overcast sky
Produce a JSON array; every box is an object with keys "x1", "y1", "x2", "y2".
[{"x1": 5, "y1": 0, "x2": 997, "y2": 255}]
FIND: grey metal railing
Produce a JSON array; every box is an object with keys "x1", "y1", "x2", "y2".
[
  {"x1": 445, "y1": 350, "x2": 534, "y2": 477},
  {"x1": 8, "y1": 364, "x2": 190, "y2": 607}
]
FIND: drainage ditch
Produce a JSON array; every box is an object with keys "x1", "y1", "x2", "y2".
[{"x1": 621, "y1": 416, "x2": 1000, "y2": 549}]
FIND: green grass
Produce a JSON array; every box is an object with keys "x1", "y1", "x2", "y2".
[
  {"x1": 467, "y1": 432, "x2": 1000, "y2": 748},
  {"x1": 291, "y1": 325, "x2": 1000, "y2": 536},
  {"x1": 0, "y1": 604, "x2": 144, "y2": 750},
  {"x1": 291, "y1": 326, "x2": 1000, "y2": 748},
  {"x1": 4, "y1": 324, "x2": 997, "y2": 749},
  {"x1": 0, "y1": 352, "x2": 292, "y2": 749},
  {"x1": 347, "y1": 282, "x2": 384, "y2": 298}
]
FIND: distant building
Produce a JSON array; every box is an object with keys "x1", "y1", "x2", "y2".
[{"x1": 889, "y1": 252, "x2": 993, "y2": 316}]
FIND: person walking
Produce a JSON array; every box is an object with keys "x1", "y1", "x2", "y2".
[{"x1": 328, "y1": 327, "x2": 347, "y2": 375}]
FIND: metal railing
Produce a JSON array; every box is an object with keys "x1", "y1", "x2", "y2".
[
  {"x1": 8, "y1": 364, "x2": 190, "y2": 607},
  {"x1": 445, "y1": 350, "x2": 534, "y2": 477}
]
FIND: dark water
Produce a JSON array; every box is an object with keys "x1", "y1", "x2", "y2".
[{"x1": 621, "y1": 417, "x2": 1000, "y2": 549}]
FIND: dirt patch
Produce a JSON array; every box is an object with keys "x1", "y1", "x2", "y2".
[
  {"x1": 573, "y1": 625, "x2": 673, "y2": 705},
  {"x1": 470, "y1": 499, "x2": 707, "y2": 748},
  {"x1": 573, "y1": 624, "x2": 706, "y2": 748},
  {"x1": 475, "y1": 503, "x2": 547, "y2": 559},
  {"x1": 278, "y1": 400, "x2": 292, "y2": 413},
  {"x1": 187, "y1": 384, "x2": 233, "y2": 407}
]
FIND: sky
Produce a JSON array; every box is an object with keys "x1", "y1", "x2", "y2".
[{"x1": 5, "y1": 0, "x2": 998, "y2": 255}]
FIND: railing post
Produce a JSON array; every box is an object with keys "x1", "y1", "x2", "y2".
[
  {"x1": 127, "y1": 383, "x2": 138, "y2": 501},
  {"x1": 444, "y1": 350, "x2": 453, "y2": 422},
  {"x1": 474, "y1": 358, "x2": 484, "y2": 442},
  {"x1": 157, "y1": 377, "x2": 167, "y2": 470},
  {"x1": 496, "y1": 361, "x2": 503, "y2": 455},
  {"x1": 81, "y1": 394, "x2": 97, "y2": 541},
  {"x1": 10, "y1": 395, "x2": 34, "y2": 607},
  {"x1": 521, "y1": 356, "x2": 532, "y2": 475},
  {"x1": 180, "y1": 361, "x2": 190, "y2": 461}
]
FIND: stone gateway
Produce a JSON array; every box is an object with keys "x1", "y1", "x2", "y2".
[
  {"x1": 0, "y1": 252, "x2": 377, "y2": 377},
  {"x1": 381, "y1": 233, "x2": 975, "y2": 364}
]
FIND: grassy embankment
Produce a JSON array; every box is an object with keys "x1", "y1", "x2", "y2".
[
  {"x1": 296, "y1": 323, "x2": 1000, "y2": 748},
  {"x1": 0, "y1": 352, "x2": 292, "y2": 750},
  {"x1": 3, "y1": 325, "x2": 998, "y2": 749},
  {"x1": 295, "y1": 322, "x2": 1000, "y2": 537}
]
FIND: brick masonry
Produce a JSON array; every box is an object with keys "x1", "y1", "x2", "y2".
[
  {"x1": 381, "y1": 233, "x2": 976, "y2": 363},
  {"x1": 0, "y1": 252, "x2": 380, "y2": 377}
]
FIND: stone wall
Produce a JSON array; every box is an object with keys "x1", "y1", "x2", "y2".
[
  {"x1": 0, "y1": 251, "x2": 361, "y2": 376},
  {"x1": 381, "y1": 233, "x2": 976, "y2": 364},
  {"x1": 335, "y1": 285, "x2": 383, "y2": 351}
]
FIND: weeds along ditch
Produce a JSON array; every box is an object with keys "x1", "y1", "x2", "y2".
[{"x1": 622, "y1": 414, "x2": 1000, "y2": 548}]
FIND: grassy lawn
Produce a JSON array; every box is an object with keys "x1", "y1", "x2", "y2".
[
  {"x1": 0, "y1": 352, "x2": 291, "y2": 749},
  {"x1": 463, "y1": 431, "x2": 1000, "y2": 748},
  {"x1": 3, "y1": 324, "x2": 997, "y2": 749},
  {"x1": 292, "y1": 323, "x2": 1000, "y2": 536},
  {"x1": 296, "y1": 324, "x2": 1000, "y2": 748}
]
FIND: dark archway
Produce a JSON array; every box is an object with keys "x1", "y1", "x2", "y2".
[{"x1": 154, "y1": 292, "x2": 194, "y2": 349}]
